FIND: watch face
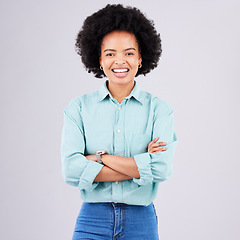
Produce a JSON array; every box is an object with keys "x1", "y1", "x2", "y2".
[{"x1": 96, "y1": 150, "x2": 106, "y2": 155}]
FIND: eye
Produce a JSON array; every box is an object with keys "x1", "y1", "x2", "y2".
[
  {"x1": 126, "y1": 52, "x2": 134, "y2": 56},
  {"x1": 106, "y1": 53, "x2": 114, "y2": 57}
]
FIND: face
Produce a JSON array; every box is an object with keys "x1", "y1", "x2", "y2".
[{"x1": 99, "y1": 31, "x2": 142, "y2": 86}]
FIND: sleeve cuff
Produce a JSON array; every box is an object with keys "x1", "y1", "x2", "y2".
[
  {"x1": 133, "y1": 152, "x2": 153, "y2": 185},
  {"x1": 78, "y1": 160, "x2": 104, "y2": 191}
]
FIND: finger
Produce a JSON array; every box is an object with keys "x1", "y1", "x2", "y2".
[
  {"x1": 148, "y1": 142, "x2": 166, "y2": 151},
  {"x1": 154, "y1": 146, "x2": 167, "y2": 151},
  {"x1": 151, "y1": 142, "x2": 166, "y2": 148},
  {"x1": 148, "y1": 137, "x2": 159, "y2": 148},
  {"x1": 150, "y1": 137, "x2": 159, "y2": 144},
  {"x1": 152, "y1": 147, "x2": 167, "y2": 153},
  {"x1": 148, "y1": 148, "x2": 158, "y2": 153}
]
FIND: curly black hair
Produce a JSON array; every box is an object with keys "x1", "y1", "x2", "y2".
[{"x1": 75, "y1": 4, "x2": 162, "y2": 78}]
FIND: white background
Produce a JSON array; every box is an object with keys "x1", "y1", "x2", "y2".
[{"x1": 1, "y1": 0, "x2": 239, "y2": 239}]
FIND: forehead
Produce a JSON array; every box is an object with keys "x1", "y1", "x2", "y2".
[{"x1": 101, "y1": 31, "x2": 139, "y2": 49}]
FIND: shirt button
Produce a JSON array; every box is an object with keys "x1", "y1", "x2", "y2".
[
  {"x1": 115, "y1": 181, "x2": 119, "y2": 184},
  {"x1": 117, "y1": 129, "x2": 121, "y2": 133},
  {"x1": 118, "y1": 107, "x2": 121, "y2": 110}
]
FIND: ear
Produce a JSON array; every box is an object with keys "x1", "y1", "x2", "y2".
[
  {"x1": 99, "y1": 57, "x2": 102, "y2": 67},
  {"x1": 138, "y1": 55, "x2": 142, "y2": 64}
]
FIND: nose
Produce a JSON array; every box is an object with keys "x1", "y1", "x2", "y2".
[{"x1": 115, "y1": 55, "x2": 126, "y2": 65}]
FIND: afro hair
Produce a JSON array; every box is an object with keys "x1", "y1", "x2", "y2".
[{"x1": 75, "y1": 4, "x2": 162, "y2": 78}]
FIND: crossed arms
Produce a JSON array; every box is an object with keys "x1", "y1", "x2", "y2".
[{"x1": 85, "y1": 137, "x2": 167, "y2": 182}]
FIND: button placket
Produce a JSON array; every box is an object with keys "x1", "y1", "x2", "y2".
[{"x1": 112, "y1": 100, "x2": 124, "y2": 198}]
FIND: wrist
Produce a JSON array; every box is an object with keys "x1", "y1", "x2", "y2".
[
  {"x1": 96, "y1": 150, "x2": 108, "y2": 164},
  {"x1": 93, "y1": 154, "x2": 98, "y2": 162},
  {"x1": 101, "y1": 153, "x2": 109, "y2": 165},
  {"x1": 86, "y1": 154, "x2": 97, "y2": 162}
]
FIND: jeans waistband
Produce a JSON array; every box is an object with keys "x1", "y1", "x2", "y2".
[
  {"x1": 88, "y1": 202, "x2": 127, "y2": 205},
  {"x1": 84, "y1": 201, "x2": 153, "y2": 207}
]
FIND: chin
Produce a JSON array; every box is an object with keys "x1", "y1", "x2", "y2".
[
  {"x1": 114, "y1": 79, "x2": 133, "y2": 85},
  {"x1": 109, "y1": 75, "x2": 134, "y2": 84}
]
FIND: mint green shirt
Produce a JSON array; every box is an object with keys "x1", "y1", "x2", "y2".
[{"x1": 61, "y1": 80, "x2": 178, "y2": 206}]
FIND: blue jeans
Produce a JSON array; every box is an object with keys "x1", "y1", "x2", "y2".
[{"x1": 72, "y1": 202, "x2": 159, "y2": 240}]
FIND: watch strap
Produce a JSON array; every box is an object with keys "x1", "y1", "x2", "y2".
[{"x1": 96, "y1": 154, "x2": 103, "y2": 164}]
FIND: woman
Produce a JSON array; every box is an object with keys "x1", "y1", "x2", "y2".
[{"x1": 61, "y1": 4, "x2": 178, "y2": 240}]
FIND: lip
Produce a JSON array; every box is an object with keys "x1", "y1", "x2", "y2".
[{"x1": 111, "y1": 68, "x2": 129, "y2": 78}]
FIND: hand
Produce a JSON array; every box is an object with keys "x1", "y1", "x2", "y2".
[
  {"x1": 85, "y1": 154, "x2": 97, "y2": 162},
  {"x1": 148, "y1": 137, "x2": 167, "y2": 153}
]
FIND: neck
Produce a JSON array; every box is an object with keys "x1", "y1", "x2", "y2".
[{"x1": 107, "y1": 81, "x2": 135, "y2": 103}]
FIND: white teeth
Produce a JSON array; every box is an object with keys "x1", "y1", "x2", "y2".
[{"x1": 112, "y1": 68, "x2": 128, "y2": 73}]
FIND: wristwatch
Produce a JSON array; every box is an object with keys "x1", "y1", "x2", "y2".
[{"x1": 96, "y1": 150, "x2": 107, "y2": 164}]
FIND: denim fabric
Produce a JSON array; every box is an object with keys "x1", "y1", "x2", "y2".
[{"x1": 72, "y1": 202, "x2": 159, "y2": 240}]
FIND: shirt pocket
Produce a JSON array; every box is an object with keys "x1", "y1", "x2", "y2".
[{"x1": 128, "y1": 132, "x2": 152, "y2": 156}]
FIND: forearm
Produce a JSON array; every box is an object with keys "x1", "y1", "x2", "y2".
[
  {"x1": 101, "y1": 154, "x2": 140, "y2": 179},
  {"x1": 94, "y1": 165, "x2": 132, "y2": 182}
]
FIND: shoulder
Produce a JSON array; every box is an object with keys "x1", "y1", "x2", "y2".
[
  {"x1": 64, "y1": 90, "x2": 99, "y2": 113},
  {"x1": 141, "y1": 90, "x2": 173, "y2": 114}
]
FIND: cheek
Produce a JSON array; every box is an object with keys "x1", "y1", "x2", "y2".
[
  {"x1": 102, "y1": 59, "x2": 113, "y2": 69},
  {"x1": 130, "y1": 58, "x2": 140, "y2": 69}
]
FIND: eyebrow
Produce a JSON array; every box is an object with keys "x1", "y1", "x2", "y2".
[{"x1": 103, "y1": 48, "x2": 136, "y2": 52}]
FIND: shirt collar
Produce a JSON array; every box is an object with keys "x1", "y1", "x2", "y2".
[{"x1": 98, "y1": 80, "x2": 143, "y2": 104}]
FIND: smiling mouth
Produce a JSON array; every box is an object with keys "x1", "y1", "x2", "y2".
[{"x1": 112, "y1": 68, "x2": 129, "y2": 73}]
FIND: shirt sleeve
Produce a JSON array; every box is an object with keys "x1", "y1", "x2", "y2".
[
  {"x1": 61, "y1": 99, "x2": 104, "y2": 191},
  {"x1": 132, "y1": 102, "x2": 178, "y2": 185}
]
